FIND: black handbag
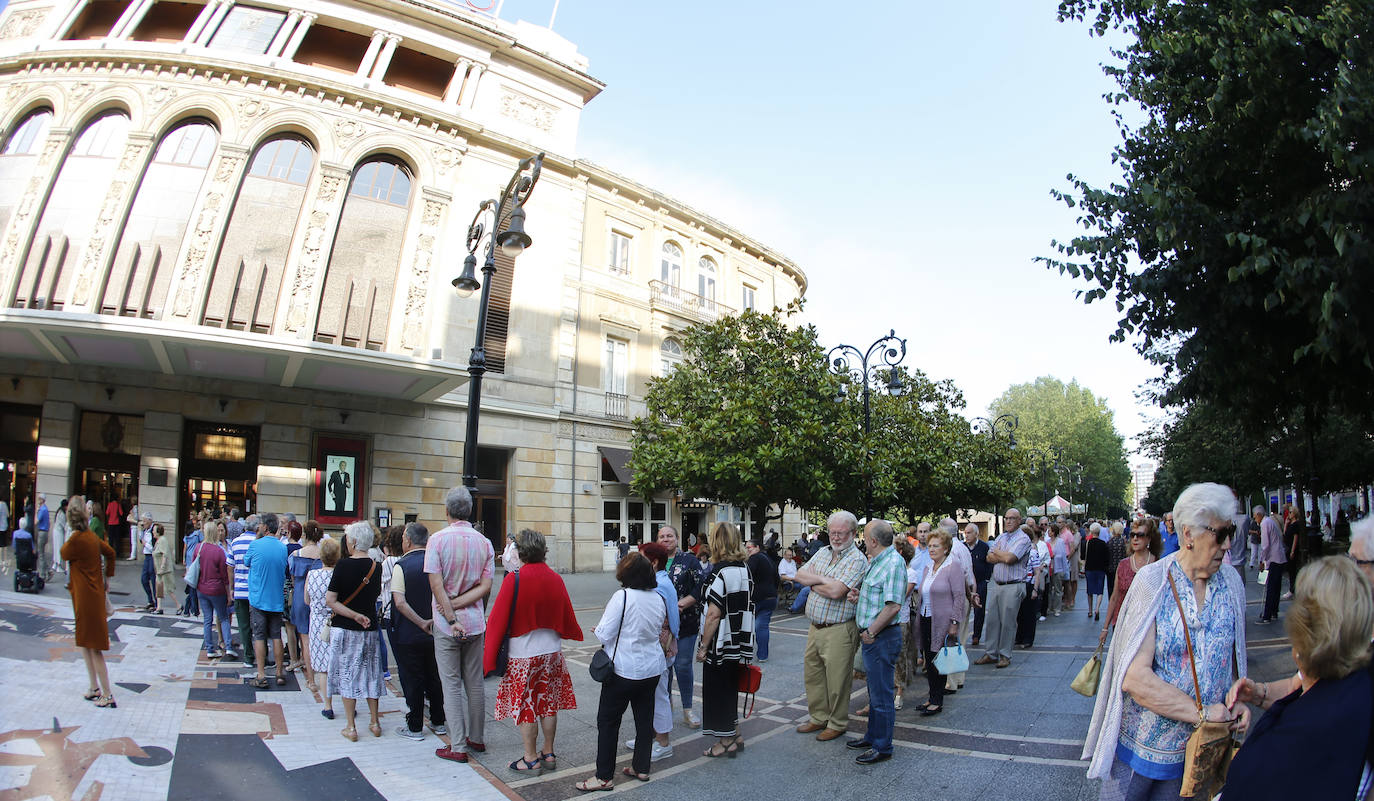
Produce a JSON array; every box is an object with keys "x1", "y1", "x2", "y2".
[
  {"x1": 589, "y1": 590, "x2": 627, "y2": 683},
  {"x1": 485, "y1": 569, "x2": 519, "y2": 678}
]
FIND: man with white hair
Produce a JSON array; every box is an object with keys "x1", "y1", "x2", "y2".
[
  {"x1": 847, "y1": 519, "x2": 907, "y2": 765},
  {"x1": 426, "y1": 486, "x2": 494, "y2": 763},
  {"x1": 975, "y1": 508, "x2": 1031, "y2": 669},
  {"x1": 1256, "y1": 504, "x2": 1287, "y2": 624},
  {"x1": 34, "y1": 493, "x2": 50, "y2": 578},
  {"x1": 794, "y1": 510, "x2": 869, "y2": 741}
]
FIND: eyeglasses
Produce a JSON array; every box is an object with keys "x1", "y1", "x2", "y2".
[
  {"x1": 1345, "y1": 553, "x2": 1374, "y2": 567},
  {"x1": 1130, "y1": 531, "x2": 1148, "y2": 538},
  {"x1": 1203, "y1": 523, "x2": 1236, "y2": 543}
]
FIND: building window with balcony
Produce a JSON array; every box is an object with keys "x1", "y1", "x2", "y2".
[
  {"x1": 697, "y1": 256, "x2": 716, "y2": 304},
  {"x1": 608, "y1": 229, "x2": 632, "y2": 275},
  {"x1": 742, "y1": 283, "x2": 757, "y2": 312},
  {"x1": 660, "y1": 337, "x2": 683, "y2": 376},
  {"x1": 207, "y1": 6, "x2": 286, "y2": 54},
  {"x1": 660, "y1": 240, "x2": 682, "y2": 289},
  {"x1": 604, "y1": 336, "x2": 628, "y2": 419}
]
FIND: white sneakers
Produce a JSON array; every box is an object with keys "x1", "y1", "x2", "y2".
[
  {"x1": 683, "y1": 708, "x2": 701, "y2": 729},
  {"x1": 625, "y1": 739, "x2": 674, "y2": 762}
]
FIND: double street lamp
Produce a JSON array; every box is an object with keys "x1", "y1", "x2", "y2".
[
  {"x1": 827, "y1": 330, "x2": 907, "y2": 523},
  {"x1": 973, "y1": 414, "x2": 1018, "y2": 535},
  {"x1": 454, "y1": 153, "x2": 544, "y2": 489},
  {"x1": 1028, "y1": 445, "x2": 1065, "y2": 516}
]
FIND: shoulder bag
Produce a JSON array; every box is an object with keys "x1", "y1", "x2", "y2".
[
  {"x1": 324, "y1": 559, "x2": 376, "y2": 644},
  {"x1": 485, "y1": 569, "x2": 519, "y2": 678},
  {"x1": 1168, "y1": 574, "x2": 1238, "y2": 798},
  {"x1": 589, "y1": 589, "x2": 627, "y2": 683},
  {"x1": 184, "y1": 542, "x2": 202, "y2": 590}
]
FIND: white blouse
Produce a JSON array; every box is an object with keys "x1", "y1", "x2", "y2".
[
  {"x1": 593, "y1": 588, "x2": 668, "y2": 680},
  {"x1": 920, "y1": 558, "x2": 951, "y2": 618}
]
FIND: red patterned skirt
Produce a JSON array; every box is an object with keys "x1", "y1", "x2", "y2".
[{"x1": 494, "y1": 651, "x2": 578, "y2": 724}]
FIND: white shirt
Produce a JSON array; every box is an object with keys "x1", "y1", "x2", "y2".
[
  {"x1": 509, "y1": 629, "x2": 561, "y2": 659},
  {"x1": 501, "y1": 541, "x2": 520, "y2": 569},
  {"x1": 779, "y1": 559, "x2": 797, "y2": 580},
  {"x1": 950, "y1": 538, "x2": 976, "y2": 590},
  {"x1": 593, "y1": 588, "x2": 667, "y2": 680},
  {"x1": 920, "y1": 559, "x2": 951, "y2": 618},
  {"x1": 140, "y1": 525, "x2": 154, "y2": 554}
]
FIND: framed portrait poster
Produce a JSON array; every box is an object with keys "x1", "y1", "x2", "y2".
[{"x1": 312, "y1": 433, "x2": 369, "y2": 525}]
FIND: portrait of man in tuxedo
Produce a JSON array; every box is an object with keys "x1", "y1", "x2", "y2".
[{"x1": 327, "y1": 458, "x2": 352, "y2": 513}]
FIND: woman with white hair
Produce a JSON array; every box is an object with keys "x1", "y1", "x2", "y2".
[
  {"x1": 1082, "y1": 482, "x2": 1251, "y2": 799},
  {"x1": 326, "y1": 521, "x2": 385, "y2": 741}
]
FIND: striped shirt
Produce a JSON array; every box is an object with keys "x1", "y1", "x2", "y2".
[
  {"x1": 704, "y1": 562, "x2": 754, "y2": 664},
  {"x1": 855, "y1": 545, "x2": 907, "y2": 629},
  {"x1": 227, "y1": 532, "x2": 256, "y2": 596},
  {"x1": 801, "y1": 542, "x2": 869, "y2": 625},
  {"x1": 424, "y1": 521, "x2": 495, "y2": 637},
  {"x1": 989, "y1": 528, "x2": 1031, "y2": 584}
]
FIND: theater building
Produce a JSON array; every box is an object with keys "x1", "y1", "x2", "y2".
[{"x1": 0, "y1": 0, "x2": 806, "y2": 568}]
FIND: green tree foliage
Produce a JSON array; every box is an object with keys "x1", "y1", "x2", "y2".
[
  {"x1": 831, "y1": 368, "x2": 1026, "y2": 522},
  {"x1": 628, "y1": 307, "x2": 838, "y2": 536},
  {"x1": 1044, "y1": 1, "x2": 1374, "y2": 426},
  {"x1": 989, "y1": 377, "x2": 1132, "y2": 514}
]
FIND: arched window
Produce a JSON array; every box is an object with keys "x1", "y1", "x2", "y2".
[
  {"x1": 660, "y1": 241, "x2": 682, "y2": 289},
  {"x1": 660, "y1": 337, "x2": 683, "y2": 376},
  {"x1": 13, "y1": 111, "x2": 131, "y2": 310},
  {"x1": 697, "y1": 255, "x2": 717, "y2": 303},
  {"x1": 315, "y1": 156, "x2": 414, "y2": 348},
  {"x1": 103, "y1": 120, "x2": 219, "y2": 318},
  {"x1": 203, "y1": 135, "x2": 316, "y2": 331},
  {"x1": 0, "y1": 108, "x2": 54, "y2": 242}
]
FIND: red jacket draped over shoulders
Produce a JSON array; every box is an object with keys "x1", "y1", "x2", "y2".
[{"x1": 483, "y1": 562, "x2": 583, "y2": 674}]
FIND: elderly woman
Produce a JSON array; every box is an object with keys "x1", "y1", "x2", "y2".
[
  {"x1": 1219, "y1": 556, "x2": 1374, "y2": 798},
  {"x1": 577, "y1": 552, "x2": 667, "y2": 791},
  {"x1": 914, "y1": 527, "x2": 968, "y2": 717},
  {"x1": 60, "y1": 497, "x2": 118, "y2": 707},
  {"x1": 326, "y1": 521, "x2": 385, "y2": 741},
  {"x1": 1083, "y1": 483, "x2": 1251, "y2": 799},
  {"x1": 1085, "y1": 522, "x2": 1110, "y2": 621},
  {"x1": 308, "y1": 536, "x2": 341, "y2": 719},
  {"x1": 484, "y1": 529, "x2": 583, "y2": 773},
  {"x1": 697, "y1": 523, "x2": 755, "y2": 757}
]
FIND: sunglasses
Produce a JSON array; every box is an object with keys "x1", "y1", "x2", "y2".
[
  {"x1": 1203, "y1": 523, "x2": 1237, "y2": 543},
  {"x1": 1130, "y1": 531, "x2": 1149, "y2": 538}
]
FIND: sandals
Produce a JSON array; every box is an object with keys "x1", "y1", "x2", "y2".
[
  {"x1": 704, "y1": 740, "x2": 740, "y2": 758},
  {"x1": 276, "y1": 674, "x2": 287, "y2": 687},
  {"x1": 621, "y1": 767, "x2": 650, "y2": 782},
  {"x1": 250, "y1": 677, "x2": 270, "y2": 689},
  {"x1": 510, "y1": 757, "x2": 543, "y2": 773},
  {"x1": 95, "y1": 695, "x2": 118, "y2": 708},
  {"x1": 540, "y1": 752, "x2": 558, "y2": 769},
  {"x1": 368, "y1": 722, "x2": 382, "y2": 738},
  {"x1": 83, "y1": 688, "x2": 101, "y2": 701},
  {"x1": 321, "y1": 708, "x2": 336, "y2": 720},
  {"x1": 575, "y1": 778, "x2": 614, "y2": 792},
  {"x1": 341, "y1": 726, "x2": 358, "y2": 742}
]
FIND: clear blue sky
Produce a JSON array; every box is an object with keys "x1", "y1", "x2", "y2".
[{"x1": 496, "y1": 0, "x2": 1156, "y2": 455}]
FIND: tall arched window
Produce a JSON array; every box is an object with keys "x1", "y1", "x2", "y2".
[
  {"x1": 0, "y1": 108, "x2": 54, "y2": 241},
  {"x1": 315, "y1": 156, "x2": 413, "y2": 348},
  {"x1": 697, "y1": 255, "x2": 717, "y2": 303},
  {"x1": 660, "y1": 241, "x2": 682, "y2": 289},
  {"x1": 661, "y1": 336, "x2": 683, "y2": 376},
  {"x1": 104, "y1": 120, "x2": 218, "y2": 318},
  {"x1": 13, "y1": 111, "x2": 130, "y2": 310},
  {"x1": 203, "y1": 136, "x2": 315, "y2": 331}
]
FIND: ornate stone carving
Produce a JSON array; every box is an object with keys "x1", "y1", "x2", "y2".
[
  {"x1": 432, "y1": 145, "x2": 461, "y2": 175},
  {"x1": 238, "y1": 98, "x2": 269, "y2": 119},
  {"x1": 0, "y1": 137, "x2": 63, "y2": 274},
  {"x1": 334, "y1": 119, "x2": 367, "y2": 141},
  {"x1": 400, "y1": 196, "x2": 447, "y2": 349},
  {"x1": 172, "y1": 191, "x2": 224, "y2": 316},
  {"x1": 284, "y1": 171, "x2": 347, "y2": 332},
  {"x1": 0, "y1": 10, "x2": 46, "y2": 40},
  {"x1": 69, "y1": 82, "x2": 94, "y2": 100},
  {"x1": 148, "y1": 84, "x2": 176, "y2": 108},
  {"x1": 499, "y1": 89, "x2": 557, "y2": 133},
  {"x1": 555, "y1": 420, "x2": 632, "y2": 442},
  {"x1": 4, "y1": 82, "x2": 24, "y2": 103},
  {"x1": 69, "y1": 138, "x2": 148, "y2": 306}
]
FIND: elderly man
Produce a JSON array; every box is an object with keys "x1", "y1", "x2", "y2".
[
  {"x1": 34, "y1": 494, "x2": 50, "y2": 579},
  {"x1": 965, "y1": 523, "x2": 992, "y2": 647},
  {"x1": 847, "y1": 520, "x2": 907, "y2": 765},
  {"x1": 244, "y1": 512, "x2": 287, "y2": 688},
  {"x1": 226, "y1": 515, "x2": 259, "y2": 665},
  {"x1": 1256, "y1": 505, "x2": 1287, "y2": 624},
  {"x1": 938, "y1": 518, "x2": 977, "y2": 692},
  {"x1": 1161, "y1": 512, "x2": 1179, "y2": 555},
  {"x1": 794, "y1": 511, "x2": 869, "y2": 741},
  {"x1": 390, "y1": 522, "x2": 446, "y2": 741},
  {"x1": 974, "y1": 509, "x2": 1031, "y2": 669},
  {"x1": 656, "y1": 525, "x2": 709, "y2": 728},
  {"x1": 426, "y1": 486, "x2": 495, "y2": 763}
]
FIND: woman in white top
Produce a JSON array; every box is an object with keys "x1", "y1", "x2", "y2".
[
  {"x1": 578, "y1": 552, "x2": 668, "y2": 792},
  {"x1": 914, "y1": 529, "x2": 968, "y2": 717}
]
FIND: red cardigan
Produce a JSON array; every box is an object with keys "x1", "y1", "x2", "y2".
[{"x1": 483, "y1": 562, "x2": 583, "y2": 674}]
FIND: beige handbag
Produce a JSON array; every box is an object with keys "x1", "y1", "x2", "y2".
[
  {"x1": 1070, "y1": 643, "x2": 1103, "y2": 696},
  {"x1": 1168, "y1": 576, "x2": 1237, "y2": 798}
]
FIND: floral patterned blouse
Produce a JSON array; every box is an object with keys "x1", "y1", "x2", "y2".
[{"x1": 1117, "y1": 561, "x2": 1237, "y2": 779}]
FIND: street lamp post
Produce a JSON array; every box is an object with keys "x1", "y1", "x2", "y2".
[
  {"x1": 973, "y1": 414, "x2": 1018, "y2": 536},
  {"x1": 827, "y1": 330, "x2": 907, "y2": 523},
  {"x1": 1028, "y1": 445, "x2": 1064, "y2": 516},
  {"x1": 453, "y1": 153, "x2": 544, "y2": 489}
]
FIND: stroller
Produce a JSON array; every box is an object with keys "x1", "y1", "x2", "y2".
[{"x1": 13, "y1": 528, "x2": 45, "y2": 594}]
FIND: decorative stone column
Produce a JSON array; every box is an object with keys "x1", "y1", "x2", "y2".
[
  {"x1": 265, "y1": 9, "x2": 300, "y2": 57},
  {"x1": 397, "y1": 188, "x2": 451, "y2": 351},
  {"x1": 109, "y1": 0, "x2": 156, "y2": 40},
  {"x1": 68, "y1": 132, "x2": 154, "y2": 311},
  {"x1": 443, "y1": 58, "x2": 472, "y2": 104},
  {"x1": 356, "y1": 30, "x2": 387, "y2": 77},
  {"x1": 184, "y1": 0, "x2": 220, "y2": 43},
  {"x1": 280, "y1": 163, "x2": 351, "y2": 336},
  {"x1": 193, "y1": 0, "x2": 234, "y2": 46},
  {"x1": 369, "y1": 32, "x2": 401, "y2": 81},
  {"x1": 0, "y1": 127, "x2": 69, "y2": 304},
  {"x1": 167, "y1": 143, "x2": 250, "y2": 320},
  {"x1": 458, "y1": 62, "x2": 486, "y2": 107},
  {"x1": 280, "y1": 12, "x2": 314, "y2": 59}
]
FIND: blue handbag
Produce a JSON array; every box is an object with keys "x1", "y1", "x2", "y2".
[{"x1": 933, "y1": 636, "x2": 969, "y2": 675}]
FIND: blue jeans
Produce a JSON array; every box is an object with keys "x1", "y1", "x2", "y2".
[
  {"x1": 671, "y1": 633, "x2": 697, "y2": 710},
  {"x1": 755, "y1": 597, "x2": 777, "y2": 661},
  {"x1": 790, "y1": 586, "x2": 811, "y2": 614},
  {"x1": 202, "y1": 593, "x2": 231, "y2": 654},
  {"x1": 860, "y1": 624, "x2": 902, "y2": 754},
  {"x1": 141, "y1": 554, "x2": 156, "y2": 606},
  {"x1": 183, "y1": 585, "x2": 201, "y2": 617}
]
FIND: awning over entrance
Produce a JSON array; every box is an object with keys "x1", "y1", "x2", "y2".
[
  {"x1": 0, "y1": 310, "x2": 469, "y2": 403},
  {"x1": 598, "y1": 446, "x2": 634, "y2": 485}
]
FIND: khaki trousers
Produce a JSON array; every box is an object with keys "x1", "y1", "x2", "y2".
[{"x1": 803, "y1": 620, "x2": 859, "y2": 731}]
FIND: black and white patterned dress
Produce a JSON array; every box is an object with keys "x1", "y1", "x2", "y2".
[{"x1": 701, "y1": 561, "x2": 754, "y2": 737}]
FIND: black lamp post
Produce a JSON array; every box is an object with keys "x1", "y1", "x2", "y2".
[
  {"x1": 454, "y1": 153, "x2": 543, "y2": 489},
  {"x1": 827, "y1": 330, "x2": 907, "y2": 523},
  {"x1": 1028, "y1": 445, "x2": 1065, "y2": 516},
  {"x1": 973, "y1": 414, "x2": 1018, "y2": 536}
]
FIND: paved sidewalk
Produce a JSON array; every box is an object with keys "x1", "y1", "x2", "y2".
[{"x1": 0, "y1": 560, "x2": 1294, "y2": 801}]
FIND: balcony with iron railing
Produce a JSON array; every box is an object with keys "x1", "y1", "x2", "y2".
[
  {"x1": 648, "y1": 280, "x2": 735, "y2": 322},
  {"x1": 605, "y1": 392, "x2": 627, "y2": 420}
]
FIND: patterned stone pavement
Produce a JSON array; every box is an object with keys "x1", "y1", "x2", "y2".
[{"x1": 0, "y1": 561, "x2": 1295, "y2": 801}]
